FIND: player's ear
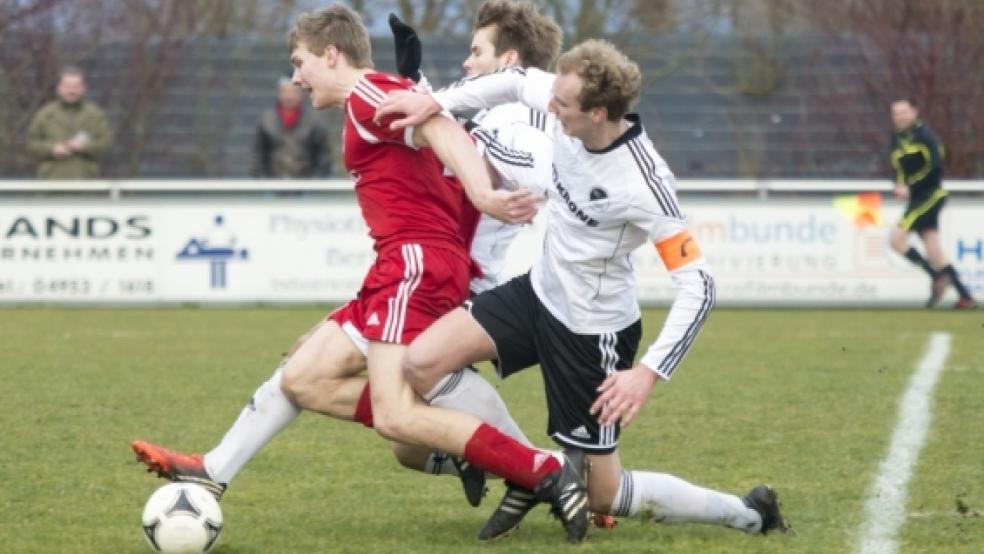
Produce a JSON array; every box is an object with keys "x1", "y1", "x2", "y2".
[
  {"x1": 504, "y1": 49, "x2": 520, "y2": 67},
  {"x1": 590, "y1": 106, "x2": 607, "y2": 124},
  {"x1": 324, "y1": 44, "x2": 339, "y2": 66}
]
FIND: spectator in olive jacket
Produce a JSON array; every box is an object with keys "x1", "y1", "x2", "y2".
[{"x1": 26, "y1": 66, "x2": 113, "y2": 179}]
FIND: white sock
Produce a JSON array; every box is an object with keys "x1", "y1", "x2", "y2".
[
  {"x1": 423, "y1": 453, "x2": 459, "y2": 476},
  {"x1": 611, "y1": 470, "x2": 762, "y2": 533},
  {"x1": 425, "y1": 368, "x2": 531, "y2": 446},
  {"x1": 203, "y1": 366, "x2": 301, "y2": 484}
]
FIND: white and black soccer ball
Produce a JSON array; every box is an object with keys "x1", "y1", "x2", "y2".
[{"x1": 141, "y1": 483, "x2": 223, "y2": 553}]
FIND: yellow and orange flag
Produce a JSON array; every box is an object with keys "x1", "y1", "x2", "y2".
[{"x1": 833, "y1": 192, "x2": 882, "y2": 228}]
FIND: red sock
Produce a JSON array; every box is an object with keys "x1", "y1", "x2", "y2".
[
  {"x1": 352, "y1": 382, "x2": 374, "y2": 428},
  {"x1": 462, "y1": 423, "x2": 560, "y2": 490}
]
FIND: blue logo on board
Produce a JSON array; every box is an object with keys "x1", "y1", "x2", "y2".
[{"x1": 176, "y1": 215, "x2": 249, "y2": 289}]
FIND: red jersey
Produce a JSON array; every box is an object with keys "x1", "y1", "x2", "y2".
[{"x1": 343, "y1": 72, "x2": 467, "y2": 254}]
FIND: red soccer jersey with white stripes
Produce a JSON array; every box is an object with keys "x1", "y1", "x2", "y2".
[{"x1": 343, "y1": 72, "x2": 468, "y2": 254}]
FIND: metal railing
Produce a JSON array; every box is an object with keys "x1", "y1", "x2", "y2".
[{"x1": 1, "y1": 179, "x2": 982, "y2": 199}]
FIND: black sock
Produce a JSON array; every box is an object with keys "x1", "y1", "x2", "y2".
[
  {"x1": 943, "y1": 265, "x2": 973, "y2": 299},
  {"x1": 904, "y1": 247, "x2": 937, "y2": 278}
]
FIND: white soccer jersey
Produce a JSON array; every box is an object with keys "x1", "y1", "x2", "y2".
[
  {"x1": 466, "y1": 103, "x2": 552, "y2": 293},
  {"x1": 435, "y1": 68, "x2": 716, "y2": 380}
]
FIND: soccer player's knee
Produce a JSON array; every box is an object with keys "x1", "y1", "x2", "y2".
[
  {"x1": 402, "y1": 343, "x2": 439, "y2": 389},
  {"x1": 279, "y1": 362, "x2": 323, "y2": 408},
  {"x1": 278, "y1": 365, "x2": 306, "y2": 405},
  {"x1": 371, "y1": 402, "x2": 414, "y2": 442},
  {"x1": 372, "y1": 413, "x2": 410, "y2": 442}
]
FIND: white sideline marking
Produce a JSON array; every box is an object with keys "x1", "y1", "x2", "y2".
[{"x1": 857, "y1": 332, "x2": 951, "y2": 554}]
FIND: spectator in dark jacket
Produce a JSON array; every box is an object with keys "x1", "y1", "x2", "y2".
[
  {"x1": 26, "y1": 66, "x2": 112, "y2": 179},
  {"x1": 253, "y1": 78, "x2": 332, "y2": 177}
]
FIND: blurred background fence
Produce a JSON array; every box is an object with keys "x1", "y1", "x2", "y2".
[{"x1": 2, "y1": 0, "x2": 982, "y2": 180}]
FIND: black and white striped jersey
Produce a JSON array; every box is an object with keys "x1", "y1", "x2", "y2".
[
  {"x1": 434, "y1": 67, "x2": 715, "y2": 380},
  {"x1": 467, "y1": 103, "x2": 552, "y2": 293}
]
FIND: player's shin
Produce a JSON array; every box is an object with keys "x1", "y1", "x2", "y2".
[
  {"x1": 203, "y1": 365, "x2": 301, "y2": 484},
  {"x1": 462, "y1": 423, "x2": 560, "y2": 491}
]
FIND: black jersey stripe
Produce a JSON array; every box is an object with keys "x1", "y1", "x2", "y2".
[
  {"x1": 664, "y1": 269, "x2": 715, "y2": 374},
  {"x1": 630, "y1": 138, "x2": 682, "y2": 218},
  {"x1": 529, "y1": 108, "x2": 547, "y2": 131},
  {"x1": 627, "y1": 137, "x2": 671, "y2": 211},
  {"x1": 657, "y1": 272, "x2": 713, "y2": 378},
  {"x1": 658, "y1": 269, "x2": 715, "y2": 377},
  {"x1": 625, "y1": 139, "x2": 671, "y2": 216},
  {"x1": 472, "y1": 127, "x2": 535, "y2": 168},
  {"x1": 627, "y1": 138, "x2": 682, "y2": 218},
  {"x1": 659, "y1": 269, "x2": 715, "y2": 376}
]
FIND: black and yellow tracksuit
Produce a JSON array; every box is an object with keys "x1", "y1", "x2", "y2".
[{"x1": 890, "y1": 121, "x2": 946, "y2": 231}]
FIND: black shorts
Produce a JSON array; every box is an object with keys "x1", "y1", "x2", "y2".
[
  {"x1": 900, "y1": 194, "x2": 946, "y2": 232},
  {"x1": 466, "y1": 273, "x2": 642, "y2": 454}
]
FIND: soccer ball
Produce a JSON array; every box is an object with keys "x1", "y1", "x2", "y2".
[{"x1": 141, "y1": 483, "x2": 223, "y2": 553}]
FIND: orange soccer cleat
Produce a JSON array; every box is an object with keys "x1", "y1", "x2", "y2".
[
  {"x1": 954, "y1": 297, "x2": 978, "y2": 310},
  {"x1": 591, "y1": 513, "x2": 618, "y2": 529},
  {"x1": 132, "y1": 440, "x2": 225, "y2": 500}
]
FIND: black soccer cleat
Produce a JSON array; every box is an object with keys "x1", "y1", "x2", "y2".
[
  {"x1": 451, "y1": 456, "x2": 487, "y2": 507},
  {"x1": 742, "y1": 484, "x2": 791, "y2": 535},
  {"x1": 535, "y1": 450, "x2": 589, "y2": 544},
  {"x1": 477, "y1": 483, "x2": 537, "y2": 540}
]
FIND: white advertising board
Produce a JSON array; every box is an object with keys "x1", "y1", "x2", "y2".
[
  {"x1": 0, "y1": 202, "x2": 372, "y2": 302},
  {"x1": 631, "y1": 200, "x2": 983, "y2": 305},
  {"x1": 0, "y1": 197, "x2": 981, "y2": 305}
]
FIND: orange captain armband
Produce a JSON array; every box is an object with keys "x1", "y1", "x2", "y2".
[{"x1": 655, "y1": 230, "x2": 703, "y2": 271}]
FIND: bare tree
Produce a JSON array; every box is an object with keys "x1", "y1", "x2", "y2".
[
  {"x1": 800, "y1": 0, "x2": 984, "y2": 177},
  {"x1": 0, "y1": 0, "x2": 307, "y2": 177}
]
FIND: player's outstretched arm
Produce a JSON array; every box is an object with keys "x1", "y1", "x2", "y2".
[
  {"x1": 415, "y1": 115, "x2": 538, "y2": 225},
  {"x1": 377, "y1": 68, "x2": 555, "y2": 131},
  {"x1": 592, "y1": 232, "x2": 716, "y2": 427}
]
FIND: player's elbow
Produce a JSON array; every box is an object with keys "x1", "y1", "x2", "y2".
[
  {"x1": 678, "y1": 263, "x2": 716, "y2": 311},
  {"x1": 704, "y1": 271, "x2": 718, "y2": 311}
]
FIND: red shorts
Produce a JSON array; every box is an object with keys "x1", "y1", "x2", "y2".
[{"x1": 329, "y1": 243, "x2": 471, "y2": 351}]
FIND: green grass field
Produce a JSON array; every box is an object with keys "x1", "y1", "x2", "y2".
[{"x1": 1, "y1": 308, "x2": 982, "y2": 553}]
